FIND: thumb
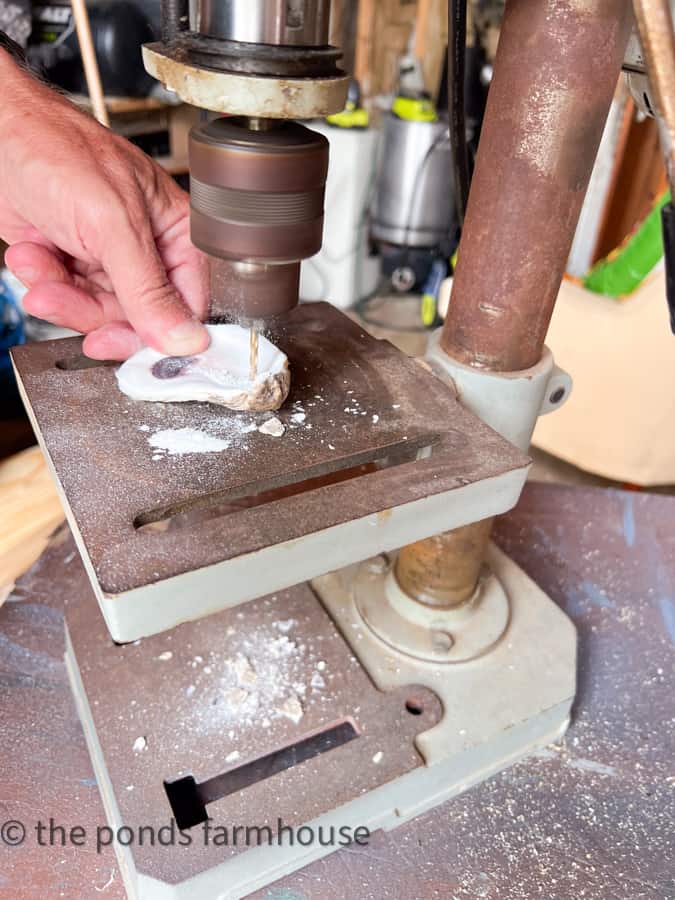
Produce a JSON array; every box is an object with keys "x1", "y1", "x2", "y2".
[{"x1": 99, "y1": 204, "x2": 210, "y2": 357}]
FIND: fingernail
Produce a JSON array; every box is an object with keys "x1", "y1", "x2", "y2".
[{"x1": 164, "y1": 319, "x2": 210, "y2": 356}]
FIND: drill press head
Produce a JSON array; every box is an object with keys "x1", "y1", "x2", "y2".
[{"x1": 142, "y1": 0, "x2": 348, "y2": 324}]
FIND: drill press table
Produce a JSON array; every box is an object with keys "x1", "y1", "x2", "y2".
[{"x1": 11, "y1": 302, "x2": 528, "y2": 642}]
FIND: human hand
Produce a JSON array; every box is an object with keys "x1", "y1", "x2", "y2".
[{"x1": 0, "y1": 51, "x2": 210, "y2": 360}]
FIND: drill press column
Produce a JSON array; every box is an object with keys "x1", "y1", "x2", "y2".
[{"x1": 394, "y1": 0, "x2": 635, "y2": 610}]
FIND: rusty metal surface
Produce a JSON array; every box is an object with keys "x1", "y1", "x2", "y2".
[
  {"x1": 441, "y1": 0, "x2": 634, "y2": 372},
  {"x1": 11, "y1": 302, "x2": 527, "y2": 599},
  {"x1": 2, "y1": 483, "x2": 673, "y2": 898},
  {"x1": 395, "y1": 518, "x2": 494, "y2": 608},
  {"x1": 401, "y1": 0, "x2": 636, "y2": 611},
  {"x1": 66, "y1": 563, "x2": 441, "y2": 884}
]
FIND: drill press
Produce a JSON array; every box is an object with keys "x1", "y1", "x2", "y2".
[
  {"x1": 11, "y1": 0, "x2": 639, "y2": 896},
  {"x1": 190, "y1": 118, "x2": 328, "y2": 323},
  {"x1": 13, "y1": 0, "x2": 537, "y2": 641}
]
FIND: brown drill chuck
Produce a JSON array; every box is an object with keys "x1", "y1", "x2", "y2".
[{"x1": 189, "y1": 116, "x2": 329, "y2": 320}]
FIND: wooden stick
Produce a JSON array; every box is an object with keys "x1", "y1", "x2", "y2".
[
  {"x1": 70, "y1": 0, "x2": 110, "y2": 127},
  {"x1": 415, "y1": 0, "x2": 432, "y2": 60},
  {"x1": 354, "y1": 0, "x2": 376, "y2": 92},
  {"x1": 330, "y1": 0, "x2": 344, "y2": 49}
]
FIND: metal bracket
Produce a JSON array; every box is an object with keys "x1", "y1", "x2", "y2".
[
  {"x1": 142, "y1": 44, "x2": 349, "y2": 118},
  {"x1": 427, "y1": 331, "x2": 572, "y2": 451}
]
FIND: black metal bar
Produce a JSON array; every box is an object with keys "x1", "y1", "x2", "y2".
[
  {"x1": 160, "y1": 0, "x2": 189, "y2": 44},
  {"x1": 164, "y1": 719, "x2": 359, "y2": 830}
]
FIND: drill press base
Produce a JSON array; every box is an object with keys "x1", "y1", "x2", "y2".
[{"x1": 65, "y1": 545, "x2": 576, "y2": 900}]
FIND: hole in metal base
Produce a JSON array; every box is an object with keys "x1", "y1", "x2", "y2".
[{"x1": 405, "y1": 700, "x2": 424, "y2": 716}]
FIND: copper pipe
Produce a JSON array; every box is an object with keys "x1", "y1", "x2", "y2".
[
  {"x1": 632, "y1": 0, "x2": 675, "y2": 194},
  {"x1": 440, "y1": 0, "x2": 634, "y2": 373},
  {"x1": 395, "y1": 520, "x2": 493, "y2": 608},
  {"x1": 395, "y1": 0, "x2": 633, "y2": 608}
]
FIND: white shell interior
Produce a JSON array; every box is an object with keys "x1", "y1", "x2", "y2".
[{"x1": 115, "y1": 324, "x2": 290, "y2": 412}]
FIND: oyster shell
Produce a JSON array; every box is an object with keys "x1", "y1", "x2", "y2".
[{"x1": 115, "y1": 324, "x2": 290, "y2": 412}]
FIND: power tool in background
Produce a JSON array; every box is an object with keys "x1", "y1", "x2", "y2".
[
  {"x1": 369, "y1": 34, "x2": 488, "y2": 327},
  {"x1": 370, "y1": 83, "x2": 455, "y2": 303}
]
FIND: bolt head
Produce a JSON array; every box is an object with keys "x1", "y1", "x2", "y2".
[
  {"x1": 431, "y1": 629, "x2": 454, "y2": 652},
  {"x1": 364, "y1": 554, "x2": 392, "y2": 575}
]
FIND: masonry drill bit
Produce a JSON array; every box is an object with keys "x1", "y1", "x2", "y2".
[{"x1": 249, "y1": 326, "x2": 259, "y2": 382}]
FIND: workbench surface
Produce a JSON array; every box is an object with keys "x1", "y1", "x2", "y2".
[{"x1": 1, "y1": 483, "x2": 673, "y2": 899}]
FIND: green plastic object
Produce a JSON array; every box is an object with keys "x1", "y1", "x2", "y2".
[
  {"x1": 326, "y1": 101, "x2": 369, "y2": 129},
  {"x1": 391, "y1": 95, "x2": 438, "y2": 123},
  {"x1": 583, "y1": 191, "x2": 670, "y2": 298}
]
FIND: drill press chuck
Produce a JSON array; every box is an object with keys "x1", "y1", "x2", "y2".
[{"x1": 189, "y1": 116, "x2": 329, "y2": 320}]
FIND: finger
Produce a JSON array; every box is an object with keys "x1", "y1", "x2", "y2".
[
  {"x1": 7, "y1": 241, "x2": 116, "y2": 297},
  {"x1": 5, "y1": 241, "x2": 71, "y2": 288},
  {"x1": 1, "y1": 227, "x2": 61, "y2": 254},
  {"x1": 157, "y1": 216, "x2": 210, "y2": 321},
  {"x1": 22, "y1": 281, "x2": 124, "y2": 333},
  {"x1": 69, "y1": 258, "x2": 114, "y2": 293},
  {"x1": 100, "y1": 198, "x2": 210, "y2": 356},
  {"x1": 82, "y1": 322, "x2": 143, "y2": 360},
  {"x1": 143, "y1": 176, "x2": 209, "y2": 321}
]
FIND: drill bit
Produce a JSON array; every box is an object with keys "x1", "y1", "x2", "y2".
[{"x1": 249, "y1": 326, "x2": 259, "y2": 382}]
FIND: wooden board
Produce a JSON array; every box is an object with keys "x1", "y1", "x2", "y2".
[
  {"x1": 533, "y1": 274, "x2": 675, "y2": 485},
  {"x1": 351, "y1": 0, "x2": 450, "y2": 100},
  {"x1": 0, "y1": 446, "x2": 64, "y2": 604}
]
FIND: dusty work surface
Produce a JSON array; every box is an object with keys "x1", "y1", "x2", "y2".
[
  {"x1": 0, "y1": 483, "x2": 673, "y2": 898},
  {"x1": 11, "y1": 302, "x2": 526, "y2": 599},
  {"x1": 66, "y1": 576, "x2": 441, "y2": 884}
]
